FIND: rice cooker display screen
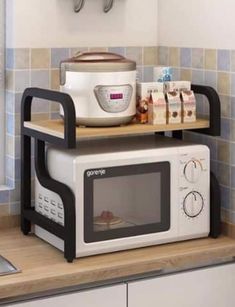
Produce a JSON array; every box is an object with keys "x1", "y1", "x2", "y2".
[
  {"x1": 94, "y1": 84, "x2": 133, "y2": 113},
  {"x1": 110, "y1": 93, "x2": 123, "y2": 100}
]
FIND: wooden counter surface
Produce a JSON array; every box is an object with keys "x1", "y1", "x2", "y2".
[{"x1": 1, "y1": 228, "x2": 235, "y2": 301}]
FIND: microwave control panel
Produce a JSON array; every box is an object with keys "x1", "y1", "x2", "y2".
[
  {"x1": 178, "y1": 147, "x2": 210, "y2": 236},
  {"x1": 94, "y1": 84, "x2": 133, "y2": 113}
]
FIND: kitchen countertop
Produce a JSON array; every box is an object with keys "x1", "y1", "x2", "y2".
[{"x1": 1, "y1": 228, "x2": 235, "y2": 302}]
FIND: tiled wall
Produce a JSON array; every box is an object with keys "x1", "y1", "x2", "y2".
[
  {"x1": 158, "y1": 46, "x2": 234, "y2": 224},
  {"x1": 1, "y1": 46, "x2": 158, "y2": 219}
]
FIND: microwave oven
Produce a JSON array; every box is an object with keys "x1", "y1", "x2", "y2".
[{"x1": 35, "y1": 135, "x2": 210, "y2": 258}]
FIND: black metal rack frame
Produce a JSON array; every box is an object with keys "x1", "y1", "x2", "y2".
[{"x1": 21, "y1": 85, "x2": 221, "y2": 262}]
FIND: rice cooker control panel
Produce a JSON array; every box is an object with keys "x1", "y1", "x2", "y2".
[{"x1": 94, "y1": 84, "x2": 133, "y2": 113}]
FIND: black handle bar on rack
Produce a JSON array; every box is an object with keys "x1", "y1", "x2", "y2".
[
  {"x1": 21, "y1": 87, "x2": 76, "y2": 149},
  {"x1": 192, "y1": 84, "x2": 221, "y2": 136}
]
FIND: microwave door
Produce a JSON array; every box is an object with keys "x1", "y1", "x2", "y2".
[{"x1": 84, "y1": 162, "x2": 171, "y2": 243}]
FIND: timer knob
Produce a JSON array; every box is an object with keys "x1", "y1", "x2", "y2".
[
  {"x1": 184, "y1": 159, "x2": 202, "y2": 183},
  {"x1": 183, "y1": 191, "x2": 204, "y2": 218}
]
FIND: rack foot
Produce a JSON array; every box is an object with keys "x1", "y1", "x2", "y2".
[
  {"x1": 21, "y1": 218, "x2": 31, "y2": 236},
  {"x1": 210, "y1": 172, "x2": 221, "y2": 238}
]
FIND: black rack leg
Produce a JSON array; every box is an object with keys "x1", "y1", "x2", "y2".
[
  {"x1": 210, "y1": 172, "x2": 221, "y2": 238},
  {"x1": 65, "y1": 240, "x2": 76, "y2": 263},
  {"x1": 21, "y1": 135, "x2": 32, "y2": 235},
  {"x1": 35, "y1": 139, "x2": 76, "y2": 262},
  {"x1": 21, "y1": 217, "x2": 31, "y2": 236}
]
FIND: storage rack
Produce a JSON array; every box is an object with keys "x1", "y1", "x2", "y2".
[{"x1": 21, "y1": 84, "x2": 221, "y2": 262}]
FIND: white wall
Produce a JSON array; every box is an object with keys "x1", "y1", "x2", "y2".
[
  {"x1": 0, "y1": 0, "x2": 5, "y2": 185},
  {"x1": 158, "y1": 0, "x2": 235, "y2": 49},
  {"x1": 6, "y1": 0, "x2": 158, "y2": 48}
]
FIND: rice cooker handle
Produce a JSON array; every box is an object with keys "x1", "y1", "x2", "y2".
[
  {"x1": 72, "y1": 52, "x2": 125, "y2": 62},
  {"x1": 60, "y1": 62, "x2": 68, "y2": 86}
]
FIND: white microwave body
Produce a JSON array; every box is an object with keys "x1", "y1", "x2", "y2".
[{"x1": 35, "y1": 136, "x2": 210, "y2": 258}]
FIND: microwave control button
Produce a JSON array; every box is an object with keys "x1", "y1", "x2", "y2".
[
  {"x1": 50, "y1": 200, "x2": 56, "y2": 206},
  {"x1": 58, "y1": 203, "x2": 63, "y2": 210},
  {"x1": 183, "y1": 191, "x2": 204, "y2": 218},
  {"x1": 38, "y1": 202, "x2": 43, "y2": 209},
  {"x1": 184, "y1": 159, "x2": 203, "y2": 183},
  {"x1": 58, "y1": 212, "x2": 63, "y2": 219},
  {"x1": 51, "y1": 209, "x2": 56, "y2": 216}
]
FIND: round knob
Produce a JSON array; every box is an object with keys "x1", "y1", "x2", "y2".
[
  {"x1": 184, "y1": 160, "x2": 202, "y2": 183},
  {"x1": 183, "y1": 191, "x2": 204, "y2": 218}
]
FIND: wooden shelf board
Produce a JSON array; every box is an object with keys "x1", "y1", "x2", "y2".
[{"x1": 24, "y1": 119, "x2": 209, "y2": 140}]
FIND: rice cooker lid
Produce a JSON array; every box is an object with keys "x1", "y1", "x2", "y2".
[{"x1": 60, "y1": 52, "x2": 136, "y2": 85}]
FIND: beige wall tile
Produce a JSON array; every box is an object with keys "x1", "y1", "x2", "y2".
[
  {"x1": 50, "y1": 101, "x2": 60, "y2": 113},
  {"x1": 9, "y1": 202, "x2": 20, "y2": 216},
  {"x1": 217, "y1": 140, "x2": 230, "y2": 164},
  {"x1": 169, "y1": 47, "x2": 179, "y2": 67},
  {"x1": 10, "y1": 181, "x2": 20, "y2": 203},
  {"x1": 192, "y1": 48, "x2": 204, "y2": 69},
  {"x1": 220, "y1": 95, "x2": 231, "y2": 118},
  {"x1": 31, "y1": 48, "x2": 50, "y2": 69},
  {"x1": 6, "y1": 70, "x2": 15, "y2": 91},
  {"x1": 231, "y1": 190, "x2": 235, "y2": 211},
  {"x1": 180, "y1": 69, "x2": 192, "y2": 81},
  {"x1": 205, "y1": 49, "x2": 217, "y2": 70},
  {"x1": 231, "y1": 50, "x2": 235, "y2": 72},
  {"x1": 217, "y1": 72, "x2": 230, "y2": 95},
  {"x1": 126, "y1": 47, "x2": 143, "y2": 66},
  {"x1": 218, "y1": 163, "x2": 230, "y2": 187},
  {"x1": 0, "y1": 204, "x2": 9, "y2": 217},
  {"x1": 0, "y1": 215, "x2": 20, "y2": 230},
  {"x1": 231, "y1": 120, "x2": 235, "y2": 142},
  {"x1": 143, "y1": 47, "x2": 158, "y2": 65},
  {"x1": 51, "y1": 69, "x2": 60, "y2": 91},
  {"x1": 15, "y1": 114, "x2": 21, "y2": 136},
  {"x1": 31, "y1": 113, "x2": 50, "y2": 121},
  {"x1": 221, "y1": 208, "x2": 230, "y2": 222},
  {"x1": 6, "y1": 135, "x2": 14, "y2": 157},
  {"x1": 89, "y1": 47, "x2": 108, "y2": 52},
  {"x1": 158, "y1": 46, "x2": 169, "y2": 66},
  {"x1": 15, "y1": 48, "x2": 30, "y2": 69}
]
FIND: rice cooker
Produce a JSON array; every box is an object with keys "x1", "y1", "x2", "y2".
[{"x1": 60, "y1": 52, "x2": 137, "y2": 127}]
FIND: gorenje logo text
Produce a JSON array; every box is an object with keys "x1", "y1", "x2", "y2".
[{"x1": 87, "y1": 169, "x2": 106, "y2": 177}]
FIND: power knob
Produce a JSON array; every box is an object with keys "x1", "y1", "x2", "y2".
[
  {"x1": 183, "y1": 191, "x2": 204, "y2": 218},
  {"x1": 184, "y1": 159, "x2": 202, "y2": 183}
]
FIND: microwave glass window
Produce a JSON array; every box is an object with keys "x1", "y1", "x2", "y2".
[
  {"x1": 93, "y1": 173, "x2": 161, "y2": 232},
  {"x1": 84, "y1": 162, "x2": 170, "y2": 243}
]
